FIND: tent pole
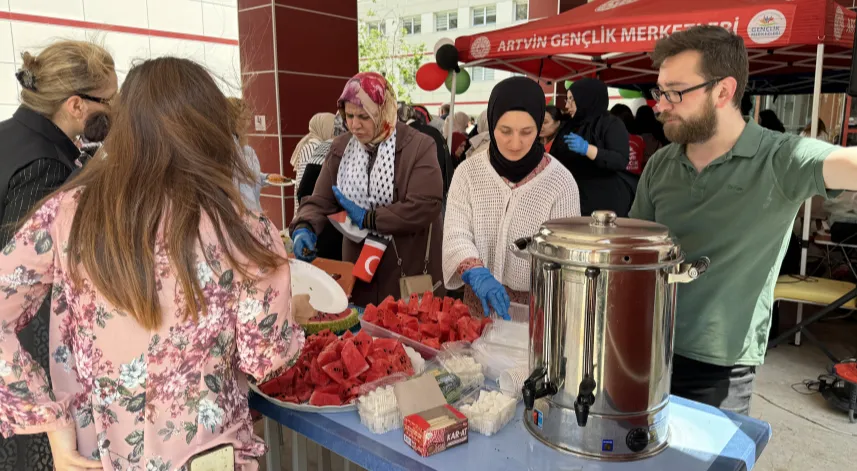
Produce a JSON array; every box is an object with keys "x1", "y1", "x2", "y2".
[
  {"x1": 795, "y1": 43, "x2": 825, "y2": 346},
  {"x1": 447, "y1": 70, "x2": 458, "y2": 154}
]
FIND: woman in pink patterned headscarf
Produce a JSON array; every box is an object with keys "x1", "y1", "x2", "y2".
[{"x1": 290, "y1": 72, "x2": 445, "y2": 306}]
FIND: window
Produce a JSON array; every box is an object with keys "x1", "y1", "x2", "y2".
[
  {"x1": 515, "y1": 1, "x2": 529, "y2": 22},
  {"x1": 401, "y1": 16, "x2": 421, "y2": 35},
  {"x1": 435, "y1": 11, "x2": 458, "y2": 31},
  {"x1": 472, "y1": 6, "x2": 497, "y2": 27},
  {"x1": 470, "y1": 67, "x2": 495, "y2": 82},
  {"x1": 367, "y1": 21, "x2": 386, "y2": 35}
]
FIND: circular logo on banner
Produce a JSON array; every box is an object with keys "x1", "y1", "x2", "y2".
[
  {"x1": 835, "y1": 5, "x2": 845, "y2": 41},
  {"x1": 470, "y1": 36, "x2": 491, "y2": 59},
  {"x1": 747, "y1": 9, "x2": 787, "y2": 44},
  {"x1": 595, "y1": 0, "x2": 639, "y2": 12}
]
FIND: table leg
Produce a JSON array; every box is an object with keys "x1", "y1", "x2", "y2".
[
  {"x1": 264, "y1": 417, "x2": 282, "y2": 471},
  {"x1": 292, "y1": 431, "x2": 308, "y2": 471},
  {"x1": 794, "y1": 303, "x2": 803, "y2": 346},
  {"x1": 840, "y1": 245, "x2": 857, "y2": 280},
  {"x1": 343, "y1": 459, "x2": 352, "y2": 471},
  {"x1": 316, "y1": 446, "x2": 331, "y2": 471}
]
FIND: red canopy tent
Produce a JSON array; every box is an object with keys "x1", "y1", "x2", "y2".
[
  {"x1": 454, "y1": 0, "x2": 855, "y2": 94},
  {"x1": 452, "y1": 0, "x2": 857, "y2": 345}
]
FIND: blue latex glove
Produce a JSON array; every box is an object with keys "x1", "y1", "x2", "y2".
[
  {"x1": 332, "y1": 186, "x2": 368, "y2": 230},
  {"x1": 462, "y1": 267, "x2": 511, "y2": 320},
  {"x1": 292, "y1": 228, "x2": 317, "y2": 262},
  {"x1": 564, "y1": 132, "x2": 590, "y2": 156}
]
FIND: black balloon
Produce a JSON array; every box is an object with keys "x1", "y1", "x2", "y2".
[{"x1": 435, "y1": 44, "x2": 460, "y2": 72}]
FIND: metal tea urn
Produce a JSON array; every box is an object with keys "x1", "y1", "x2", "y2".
[{"x1": 510, "y1": 211, "x2": 709, "y2": 460}]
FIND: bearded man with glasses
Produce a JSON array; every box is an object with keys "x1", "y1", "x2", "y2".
[{"x1": 631, "y1": 25, "x2": 857, "y2": 415}]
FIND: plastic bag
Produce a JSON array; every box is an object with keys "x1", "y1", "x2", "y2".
[
  {"x1": 356, "y1": 373, "x2": 408, "y2": 434},
  {"x1": 418, "y1": 356, "x2": 482, "y2": 405},
  {"x1": 435, "y1": 342, "x2": 486, "y2": 389}
]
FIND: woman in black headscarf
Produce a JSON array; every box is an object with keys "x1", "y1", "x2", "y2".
[
  {"x1": 552, "y1": 78, "x2": 635, "y2": 216},
  {"x1": 442, "y1": 77, "x2": 580, "y2": 322}
]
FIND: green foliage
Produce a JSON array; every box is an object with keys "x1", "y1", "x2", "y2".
[{"x1": 358, "y1": 21, "x2": 426, "y2": 103}]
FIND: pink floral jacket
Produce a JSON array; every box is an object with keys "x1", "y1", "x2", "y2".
[{"x1": 0, "y1": 190, "x2": 304, "y2": 470}]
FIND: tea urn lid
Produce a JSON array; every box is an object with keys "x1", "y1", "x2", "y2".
[{"x1": 528, "y1": 211, "x2": 682, "y2": 268}]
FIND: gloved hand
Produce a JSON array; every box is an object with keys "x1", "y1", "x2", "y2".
[
  {"x1": 462, "y1": 267, "x2": 511, "y2": 320},
  {"x1": 332, "y1": 186, "x2": 368, "y2": 230},
  {"x1": 564, "y1": 132, "x2": 590, "y2": 156},
  {"x1": 292, "y1": 228, "x2": 317, "y2": 262}
]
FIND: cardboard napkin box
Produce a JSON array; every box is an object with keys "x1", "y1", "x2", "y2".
[{"x1": 394, "y1": 375, "x2": 468, "y2": 457}]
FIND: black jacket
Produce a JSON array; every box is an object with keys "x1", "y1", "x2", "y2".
[
  {"x1": 408, "y1": 121, "x2": 452, "y2": 200},
  {"x1": 552, "y1": 79, "x2": 635, "y2": 217}
]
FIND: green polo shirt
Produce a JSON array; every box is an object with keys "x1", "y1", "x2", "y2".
[{"x1": 630, "y1": 121, "x2": 837, "y2": 366}]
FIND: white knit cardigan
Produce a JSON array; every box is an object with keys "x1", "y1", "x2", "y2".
[{"x1": 443, "y1": 151, "x2": 581, "y2": 291}]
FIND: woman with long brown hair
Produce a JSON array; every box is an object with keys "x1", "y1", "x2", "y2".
[{"x1": 0, "y1": 57, "x2": 305, "y2": 470}]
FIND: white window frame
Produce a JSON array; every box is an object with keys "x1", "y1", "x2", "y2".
[
  {"x1": 435, "y1": 11, "x2": 458, "y2": 32},
  {"x1": 472, "y1": 5, "x2": 497, "y2": 27},
  {"x1": 367, "y1": 20, "x2": 386, "y2": 35},
  {"x1": 470, "y1": 66, "x2": 495, "y2": 82},
  {"x1": 401, "y1": 16, "x2": 421, "y2": 35},
  {"x1": 515, "y1": 1, "x2": 529, "y2": 22}
]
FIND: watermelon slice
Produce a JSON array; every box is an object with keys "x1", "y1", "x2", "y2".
[
  {"x1": 309, "y1": 391, "x2": 343, "y2": 407},
  {"x1": 399, "y1": 314, "x2": 419, "y2": 332},
  {"x1": 340, "y1": 340, "x2": 370, "y2": 378},
  {"x1": 408, "y1": 293, "x2": 420, "y2": 315},
  {"x1": 304, "y1": 308, "x2": 359, "y2": 335},
  {"x1": 390, "y1": 344, "x2": 414, "y2": 376},
  {"x1": 403, "y1": 327, "x2": 421, "y2": 342},
  {"x1": 442, "y1": 297, "x2": 454, "y2": 313},
  {"x1": 295, "y1": 381, "x2": 313, "y2": 403},
  {"x1": 372, "y1": 338, "x2": 399, "y2": 355},
  {"x1": 280, "y1": 394, "x2": 299, "y2": 403},
  {"x1": 318, "y1": 340, "x2": 340, "y2": 367},
  {"x1": 452, "y1": 301, "x2": 469, "y2": 319},
  {"x1": 341, "y1": 330, "x2": 355, "y2": 340},
  {"x1": 309, "y1": 358, "x2": 330, "y2": 386},
  {"x1": 379, "y1": 295, "x2": 396, "y2": 312},
  {"x1": 321, "y1": 360, "x2": 349, "y2": 385},
  {"x1": 418, "y1": 292, "x2": 433, "y2": 314},
  {"x1": 419, "y1": 323, "x2": 440, "y2": 338},
  {"x1": 423, "y1": 337, "x2": 441, "y2": 350},
  {"x1": 438, "y1": 311, "x2": 454, "y2": 334},
  {"x1": 317, "y1": 383, "x2": 342, "y2": 395},
  {"x1": 352, "y1": 330, "x2": 373, "y2": 357},
  {"x1": 363, "y1": 304, "x2": 380, "y2": 323},
  {"x1": 382, "y1": 309, "x2": 398, "y2": 329},
  {"x1": 396, "y1": 299, "x2": 408, "y2": 314}
]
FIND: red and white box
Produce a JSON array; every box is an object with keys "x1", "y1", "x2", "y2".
[{"x1": 394, "y1": 375, "x2": 468, "y2": 457}]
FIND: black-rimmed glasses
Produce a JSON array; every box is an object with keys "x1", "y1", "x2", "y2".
[
  {"x1": 76, "y1": 93, "x2": 112, "y2": 106},
  {"x1": 650, "y1": 78, "x2": 724, "y2": 104}
]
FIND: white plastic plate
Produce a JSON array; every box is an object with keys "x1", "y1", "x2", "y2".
[{"x1": 289, "y1": 259, "x2": 348, "y2": 313}]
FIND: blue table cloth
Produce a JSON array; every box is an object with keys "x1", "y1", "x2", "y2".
[{"x1": 250, "y1": 394, "x2": 771, "y2": 471}]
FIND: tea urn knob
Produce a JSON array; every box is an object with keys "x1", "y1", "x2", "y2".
[{"x1": 590, "y1": 210, "x2": 617, "y2": 227}]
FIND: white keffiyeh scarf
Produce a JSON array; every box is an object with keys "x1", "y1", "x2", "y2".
[{"x1": 336, "y1": 130, "x2": 396, "y2": 213}]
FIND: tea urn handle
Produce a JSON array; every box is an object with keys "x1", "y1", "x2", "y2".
[
  {"x1": 668, "y1": 256, "x2": 711, "y2": 284},
  {"x1": 574, "y1": 267, "x2": 600, "y2": 427},
  {"x1": 509, "y1": 237, "x2": 532, "y2": 260}
]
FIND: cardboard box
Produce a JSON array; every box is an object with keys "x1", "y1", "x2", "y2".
[{"x1": 394, "y1": 375, "x2": 469, "y2": 457}]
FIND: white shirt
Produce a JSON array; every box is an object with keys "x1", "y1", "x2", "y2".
[{"x1": 442, "y1": 151, "x2": 581, "y2": 291}]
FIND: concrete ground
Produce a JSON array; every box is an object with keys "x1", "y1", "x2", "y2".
[
  {"x1": 257, "y1": 307, "x2": 857, "y2": 471},
  {"x1": 751, "y1": 307, "x2": 857, "y2": 471}
]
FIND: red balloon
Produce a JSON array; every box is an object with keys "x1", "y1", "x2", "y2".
[{"x1": 416, "y1": 63, "x2": 448, "y2": 91}]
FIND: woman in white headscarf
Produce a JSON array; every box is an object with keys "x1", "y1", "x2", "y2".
[
  {"x1": 466, "y1": 110, "x2": 490, "y2": 159},
  {"x1": 443, "y1": 111, "x2": 470, "y2": 139},
  {"x1": 291, "y1": 112, "x2": 336, "y2": 211}
]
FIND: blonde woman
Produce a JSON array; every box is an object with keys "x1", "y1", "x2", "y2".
[
  {"x1": 290, "y1": 113, "x2": 336, "y2": 213},
  {"x1": 0, "y1": 40, "x2": 116, "y2": 471}
]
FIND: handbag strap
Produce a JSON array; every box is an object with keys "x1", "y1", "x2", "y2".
[{"x1": 391, "y1": 223, "x2": 432, "y2": 278}]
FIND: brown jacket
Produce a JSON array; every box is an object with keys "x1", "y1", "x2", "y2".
[{"x1": 291, "y1": 122, "x2": 445, "y2": 306}]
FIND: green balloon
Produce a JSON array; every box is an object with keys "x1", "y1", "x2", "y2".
[
  {"x1": 445, "y1": 69, "x2": 471, "y2": 94},
  {"x1": 618, "y1": 88, "x2": 644, "y2": 99},
  {"x1": 565, "y1": 80, "x2": 574, "y2": 89}
]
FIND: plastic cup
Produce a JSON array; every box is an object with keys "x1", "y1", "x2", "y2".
[{"x1": 499, "y1": 365, "x2": 529, "y2": 399}]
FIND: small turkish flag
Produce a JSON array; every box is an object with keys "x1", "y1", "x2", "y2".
[{"x1": 353, "y1": 235, "x2": 389, "y2": 283}]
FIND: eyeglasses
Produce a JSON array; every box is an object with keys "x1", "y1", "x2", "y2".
[
  {"x1": 76, "y1": 93, "x2": 112, "y2": 106},
  {"x1": 650, "y1": 78, "x2": 724, "y2": 104}
]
